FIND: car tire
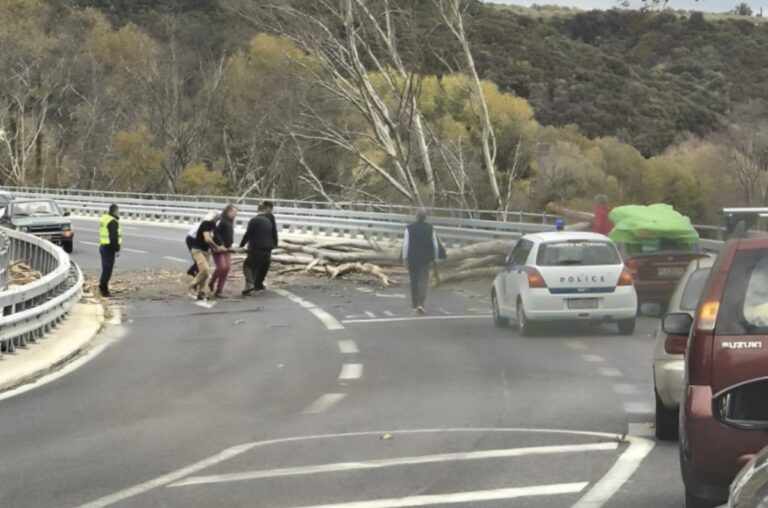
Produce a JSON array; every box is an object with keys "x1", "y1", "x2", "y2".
[
  {"x1": 618, "y1": 318, "x2": 635, "y2": 336},
  {"x1": 492, "y1": 291, "x2": 509, "y2": 328},
  {"x1": 685, "y1": 490, "x2": 721, "y2": 508},
  {"x1": 654, "y1": 389, "x2": 679, "y2": 441},
  {"x1": 517, "y1": 301, "x2": 535, "y2": 336},
  {"x1": 62, "y1": 240, "x2": 73, "y2": 254}
]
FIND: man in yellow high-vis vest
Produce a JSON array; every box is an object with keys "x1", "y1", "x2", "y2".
[{"x1": 99, "y1": 204, "x2": 121, "y2": 297}]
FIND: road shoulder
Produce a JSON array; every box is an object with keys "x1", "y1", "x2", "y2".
[{"x1": 0, "y1": 302, "x2": 106, "y2": 392}]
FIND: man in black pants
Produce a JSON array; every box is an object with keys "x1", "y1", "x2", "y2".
[
  {"x1": 264, "y1": 201, "x2": 279, "y2": 249},
  {"x1": 402, "y1": 209, "x2": 439, "y2": 314},
  {"x1": 98, "y1": 204, "x2": 121, "y2": 297},
  {"x1": 240, "y1": 203, "x2": 275, "y2": 295}
]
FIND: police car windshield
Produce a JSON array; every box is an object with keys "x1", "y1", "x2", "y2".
[{"x1": 537, "y1": 240, "x2": 621, "y2": 267}]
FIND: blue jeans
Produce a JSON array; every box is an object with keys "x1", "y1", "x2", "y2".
[{"x1": 99, "y1": 246, "x2": 116, "y2": 292}]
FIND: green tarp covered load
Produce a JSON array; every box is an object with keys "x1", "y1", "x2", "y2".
[{"x1": 608, "y1": 204, "x2": 699, "y2": 246}]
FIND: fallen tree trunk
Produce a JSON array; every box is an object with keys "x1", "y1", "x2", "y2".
[{"x1": 437, "y1": 267, "x2": 499, "y2": 285}]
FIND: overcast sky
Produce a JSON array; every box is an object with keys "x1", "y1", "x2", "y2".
[{"x1": 490, "y1": 1, "x2": 764, "y2": 12}]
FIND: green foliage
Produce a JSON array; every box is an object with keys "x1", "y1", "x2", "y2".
[
  {"x1": 106, "y1": 126, "x2": 166, "y2": 192},
  {"x1": 178, "y1": 164, "x2": 227, "y2": 195}
]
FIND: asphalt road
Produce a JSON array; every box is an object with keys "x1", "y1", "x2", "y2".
[{"x1": 0, "y1": 219, "x2": 685, "y2": 508}]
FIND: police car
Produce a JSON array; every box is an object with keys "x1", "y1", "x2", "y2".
[{"x1": 491, "y1": 231, "x2": 638, "y2": 336}]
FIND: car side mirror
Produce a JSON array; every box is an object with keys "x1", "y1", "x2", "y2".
[
  {"x1": 712, "y1": 378, "x2": 768, "y2": 430},
  {"x1": 63, "y1": 211, "x2": 71, "y2": 217},
  {"x1": 662, "y1": 313, "x2": 693, "y2": 336}
]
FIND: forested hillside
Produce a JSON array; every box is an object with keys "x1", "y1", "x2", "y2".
[{"x1": 1, "y1": 0, "x2": 766, "y2": 222}]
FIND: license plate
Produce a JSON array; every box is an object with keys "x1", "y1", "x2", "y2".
[
  {"x1": 568, "y1": 298, "x2": 598, "y2": 310},
  {"x1": 657, "y1": 267, "x2": 685, "y2": 277}
]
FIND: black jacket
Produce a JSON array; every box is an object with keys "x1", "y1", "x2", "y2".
[
  {"x1": 107, "y1": 216, "x2": 120, "y2": 253},
  {"x1": 268, "y1": 213, "x2": 279, "y2": 248},
  {"x1": 405, "y1": 221, "x2": 436, "y2": 266},
  {"x1": 214, "y1": 217, "x2": 235, "y2": 248},
  {"x1": 240, "y1": 215, "x2": 275, "y2": 251}
]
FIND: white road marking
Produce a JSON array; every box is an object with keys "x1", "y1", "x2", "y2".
[
  {"x1": 122, "y1": 248, "x2": 148, "y2": 254},
  {"x1": 74, "y1": 428, "x2": 650, "y2": 508},
  {"x1": 193, "y1": 300, "x2": 217, "y2": 309},
  {"x1": 612, "y1": 384, "x2": 639, "y2": 395},
  {"x1": 598, "y1": 367, "x2": 622, "y2": 377},
  {"x1": 278, "y1": 483, "x2": 589, "y2": 508},
  {"x1": 383, "y1": 310, "x2": 395, "y2": 317},
  {"x1": 565, "y1": 340, "x2": 588, "y2": 350},
  {"x1": 355, "y1": 287, "x2": 374, "y2": 294},
  {"x1": 80, "y1": 241, "x2": 100, "y2": 246},
  {"x1": 274, "y1": 289, "x2": 345, "y2": 331},
  {"x1": 623, "y1": 402, "x2": 653, "y2": 414},
  {"x1": 339, "y1": 363, "x2": 363, "y2": 380},
  {"x1": 163, "y1": 256, "x2": 189, "y2": 264},
  {"x1": 301, "y1": 393, "x2": 346, "y2": 414},
  {"x1": 438, "y1": 308, "x2": 452, "y2": 315},
  {"x1": 337, "y1": 340, "x2": 359, "y2": 354},
  {"x1": 374, "y1": 293, "x2": 406, "y2": 299},
  {"x1": 581, "y1": 354, "x2": 605, "y2": 363},
  {"x1": 170, "y1": 443, "x2": 617, "y2": 487},
  {"x1": 364, "y1": 311, "x2": 376, "y2": 318},
  {"x1": 342, "y1": 314, "x2": 491, "y2": 324},
  {"x1": 572, "y1": 435, "x2": 655, "y2": 508}
]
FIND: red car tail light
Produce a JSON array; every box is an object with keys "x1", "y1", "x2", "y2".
[
  {"x1": 665, "y1": 336, "x2": 687, "y2": 355},
  {"x1": 526, "y1": 268, "x2": 548, "y2": 289},
  {"x1": 625, "y1": 259, "x2": 638, "y2": 275},
  {"x1": 618, "y1": 268, "x2": 634, "y2": 286}
]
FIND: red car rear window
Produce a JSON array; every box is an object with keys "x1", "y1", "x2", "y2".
[{"x1": 718, "y1": 251, "x2": 768, "y2": 335}]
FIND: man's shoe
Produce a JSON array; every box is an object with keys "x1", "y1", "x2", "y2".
[
  {"x1": 241, "y1": 287, "x2": 254, "y2": 296},
  {"x1": 186, "y1": 266, "x2": 197, "y2": 276},
  {"x1": 212, "y1": 291, "x2": 223, "y2": 299},
  {"x1": 100, "y1": 289, "x2": 111, "y2": 298},
  {"x1": 197, "y1": 293, "x2": 208, "y2": 301},
  {"x1": 416, "y1": 306, "x2": 426, "y2": 315}
]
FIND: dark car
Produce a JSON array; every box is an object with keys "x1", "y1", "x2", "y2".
[
  {"x1": 0, "y1": 199, "x2": 74, "y2": 253},
  {"x1": 620, "y1": 241, "x2": 709, "y2": 309},
  {"x1": 664, "y1": 236, "x2": 768, "y2": 507},
  {"x1": 726, "y1": 445, "x2": 768, "y2": 508}
]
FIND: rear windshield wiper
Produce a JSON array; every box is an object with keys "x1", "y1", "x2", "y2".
[{"x1": 553, "y1": 260, "x2": 584, "y2": 266}]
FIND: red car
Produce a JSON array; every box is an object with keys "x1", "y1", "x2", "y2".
[
  {"x1": 620, "y1": 242, "x2": 708, "y2": 309},
  {"x1": 664, "y1": 235, "x2": 768, "y2": 508}
]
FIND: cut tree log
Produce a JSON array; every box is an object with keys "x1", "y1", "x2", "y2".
[
  {"x1": 440, "y1": 240, "x2": 511, "y2": 264},
  {"x1": 438, "y1": 267, "x2": 500, "y2": 284}
]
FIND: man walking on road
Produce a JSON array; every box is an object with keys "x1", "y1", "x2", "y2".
[
  {"x1": 189, "y1": 210, "x2": 222, "y2": 301},
  {"x1": 402, "y1": 209, "x2": 439, "y2": 314},
  {"x1": 98, "y1": 204, "x2": 121, "y2": 298},
  {"x1": 264, "y1": 201, "x2": 279, "y2": 248},
  {"x1": 240, "y1": 203, "x2": 275, "y2": 295}
]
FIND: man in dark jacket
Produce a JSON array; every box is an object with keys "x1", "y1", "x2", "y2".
[
  {"x1": 98, "y1": 204, "x2": 121, "y2": 297},
  {"x1": 240, "y1": 203, "x2": 275, "y2": 295},
  {"x1": 264, "y1": 201, "x2": 279, "y2": 248},
  {"x1": 402, "y1": 209, "x2": 439, "y2": 314}
]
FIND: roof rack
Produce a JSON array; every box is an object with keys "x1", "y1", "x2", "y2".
[{"x1": 723, "y1": 208, "x2": 765, "y2": 238}]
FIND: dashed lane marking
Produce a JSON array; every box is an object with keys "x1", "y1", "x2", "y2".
[
  {"x1": 364, "y1": 311, "x2": 376, "y2": 318},
  {"x1": 301, "y1": 394, "x2": 346, "y2": 415},
  {"x1": 339, "y1": 363, "x2": 363, "y2": 380},
  {"x1": 565, "y1": 341, "x2": 588, "y2": 350},
  {"x1": 169, "y1": 442, "x2": 617, "y2": 487},
  {"x1": 581, "y1": 354, "x2": 605, "y2": 363},
  {"x1": 374, "y1": 293, "x2": 406, "y2": 299},
  {"x1": 122, "y1": 247, "x2": 148, "y2": 254},
  {"x1": 438, "y1": 308, "x2": 452, "y2": 315},
  {"x1": 163, "y1": 256, "x2": 189, "y2": 263},
  {"x1": 383, "y1": 311, "x2": 395, "y2": 317},
  {"x1": 622, "y1": 402, "x2": 653, "y2": 414},
  {"x1": 274, "y1": 289, "x2": 344, "y2": 331},
  {"x1": 80, "y1": 241, "x2": 100, "y2": 246},
  {"x1": 598, "y1": 367, "x2": 622, "y2": 377},
  {"x1": 342, "y1": 315, "x2": 491, "y2": 324},
  {"x1": 337, "y1": 340, "x2": 359, "y2": 355}
]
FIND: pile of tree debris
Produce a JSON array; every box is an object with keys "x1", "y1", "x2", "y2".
[
  {"x1": 8, "y1": 261, "x2": 43, "y2": 287},
  {"x1": 231, "y1": 235, "x2": 516, "y2": 288}
]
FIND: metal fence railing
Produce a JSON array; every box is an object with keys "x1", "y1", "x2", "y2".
[
  {"x1": 0, "y1": 228, "x2": 83, "y2": 357},
  {"x1": 0, "y1": 232, "x2": 9, "y2": 291}
]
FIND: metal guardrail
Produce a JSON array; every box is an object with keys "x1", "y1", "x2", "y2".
[
  {"x1": 4, "y1": 186, "x2": 728, "y2": 251},
  {"x1": 5, "y1": 186, "x2": 559, "y2": 223},
  {"x1": 0, "y1": 228, "x2": 83, "y2": 357},
  {"x1": 0, "y1": 232, "x2": 9, "y2": 290}
]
